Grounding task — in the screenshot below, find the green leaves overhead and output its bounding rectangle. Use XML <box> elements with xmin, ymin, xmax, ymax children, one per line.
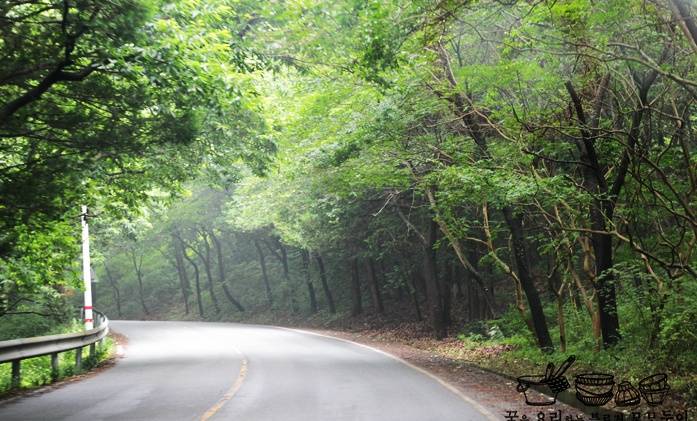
<box><xmin>0</xmin><ymin>0</ymin><xmax>276</xmax><ymax>301</ymax></box>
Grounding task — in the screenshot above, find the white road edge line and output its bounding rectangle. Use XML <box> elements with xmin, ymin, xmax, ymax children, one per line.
<box><xmin>200</xmin><ymin>346</ymin><xmax>248</xmax><ymax>421</ymax></box>
<box><xmin>276</xmin><ymin>326</ymin><xmax>499</xmax><ymax>421</ymax></box>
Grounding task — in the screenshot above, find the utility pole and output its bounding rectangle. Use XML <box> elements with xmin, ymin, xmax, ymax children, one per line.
<box><xmin>81</xmin><ymin>205</ymin><xmax>94</xmax><ymax>330</ymax></box>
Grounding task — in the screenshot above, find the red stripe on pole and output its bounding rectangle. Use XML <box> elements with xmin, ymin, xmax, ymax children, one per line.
<box><xmin>84</xmin><ymin>319</ymin><xmax>93</xmax><ymax>322</ymax></box>
<box><xmin>84</xmin><ymin>306</ymin><xmax>93</xmax><ymax>310</ymax></box>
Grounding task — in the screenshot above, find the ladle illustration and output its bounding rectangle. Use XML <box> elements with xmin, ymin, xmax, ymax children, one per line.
<box><xmin>516</xmin><ymin>355</ymin><xmax>576</xmax><ymax>406</ymax></box>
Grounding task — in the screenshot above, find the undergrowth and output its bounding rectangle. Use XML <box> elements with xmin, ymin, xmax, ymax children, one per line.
<box><xmin>449</xmin><ymin>282</ymin><xmax>697</xmax><ymax>414</ymax></box>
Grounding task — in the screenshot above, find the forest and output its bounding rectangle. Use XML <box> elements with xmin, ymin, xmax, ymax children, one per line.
<box><xmin>1</xmin><ymin>0</ymin><xmax>696</xmax><ymax>412</ymax></box>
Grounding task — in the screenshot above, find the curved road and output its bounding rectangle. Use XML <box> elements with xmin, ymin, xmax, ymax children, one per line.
<box><xmin>0</xmin><ymin>321</ymin><xmax>493</xmax><ymax>421</ymax></box>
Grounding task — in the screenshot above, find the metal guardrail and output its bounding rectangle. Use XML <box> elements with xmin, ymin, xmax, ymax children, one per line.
<box><xmin>0</xmin><ymin>310</ymin><xmax>109</xmax><ymax>388</ymax></box>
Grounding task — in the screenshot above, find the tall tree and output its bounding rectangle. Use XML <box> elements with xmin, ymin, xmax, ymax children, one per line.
<box><xmin>192</xmin><ymin>232</ymin><xmax>220</xmax><ymax>314</ymax></box>
<box><xmin>171</xmin><ymin>233</ymin><xmax>191</xmax><ymax>315</ymax></box>
<box><xmin>350</xmin><ymin>258</ymin><xmax>363</xmax><ymax>317</ymax></box>
<box><xmin>103</xmin><ymin>264</ymin><xmax>122</xmax><ymax>318</ymax></box>
<box><xmin>254</xmin><ymin>239</ymin><xmax>274</xmax><ymax>306</ymax></box>
<box><xmin>128</xmin><ymin>246</ymin><xmax>149</xmax><ymax>317</ymax></box>
<box><xmin>209</xmin><ymin>230</ymin><xmax>245</xmax><ymax>312</ymax></box>
<box><xmin>301</xmin><ymin>250</ymin><xmax>318</xmax><ymax>314</ymax></box>
<box><xmin>314</xmin><ymin>253</ymin><xmax>336</xmax><ymax>314</ymax></box>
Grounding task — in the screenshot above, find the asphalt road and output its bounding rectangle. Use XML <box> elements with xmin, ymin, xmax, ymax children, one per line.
<box><xmin>0</xmin><ymin>321</ymin><xmax>494</xmax><ymax>421</ymax></box>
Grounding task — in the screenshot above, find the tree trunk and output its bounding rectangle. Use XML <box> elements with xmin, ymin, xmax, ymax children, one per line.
<box><xmin>198</xmin><ymin>236</ymin><xmax>220</xmax><ymax>314</ymax></box>
<box><xmin>453</xmin><ymin>264</ymin><xmax>465</xmax><ymax>300</ymax></box>
<box><xmin>283</xmin><ymin>245</ymin><xmax>300</xmax><ymax>312</ymax></box>
<box><xmin>209</xmin><ymin>231</ymin><xmax>245</xmax><ymax>312</ymax></box>
<box><xmin>281</xmin><ymin>246</ymin><xmax>289</xmax><ymax>274</ymax></box>
<box><xmin>422</xmin><ymin>187</ymin><xmax>496</xmax><ymax>317</ymax></box>
<box><xmin>549</xmin><ymin>266</ymin><xmax>567</xmax><ymax>353</ymax></box>
<box><xmin>172</xmin><ymin>233</ymin><xmax>190</xmax><ymax>315</ymax></box>
<box><xmin>412</xmin><ymin>269</ymin><xmax>427</xmax><ymax>298</ymax></box>
<box><xmin>502</xmin><ymin>208</ymin><xmax>554</xmax><ymax>352</ymax></box>
<box><xmin>182</xmin><ymin>249</ymin><xmax>204</xmax><ymax>318</ymax></box>
<box><xmin>366</xmin><ymin>258</ymin><xmax>384</xmax><ymax>314</ymax></box>
<box><xmin>254</xmin><ymin>239</ymin><xmax>273</xmax><ymax>306</ymax></box>
<box><xmin>314</xmin><ymin>253</ymin><xmax>336</xmax><ymax>313</ymax></box>
<box><xmin>592</xmin><ymin>227</ymin><xmax>620</xmax><ymax>346</ymax></box>
<box><xmin>130</xmin><ymin>250</ymin><xmax>150</xmax><ymax>317</ymax></box>
<box><xmin>463</xmin><ymin>244</ymin><xmax>492</xmax><ymax>317</ymax></box>
<box><xmin>350</xmin><ymin>257</ymin><xmax>363</xmax><ymax>316</ymax></box>
<box><xmin>465</xmin><ymin>277</ymin><xmax>474</xmax><ymax>321</ymax></box>
<box><xmin>265</xmin><ymin>239</ymin><xmax>298</xmax><ymax>312</ymax></box>
<box><xmin>408</xmin><ymin>271</ymin><xmax>423</xmax><ymax>321</ymax></box>
<box><xmin>441</xmin><ymin>260</ymin><xmax>454</xmax><ymax>328</ymax></box>
<box><xmin>565</xmin><ymin>79</ymin><xmax>642</xmax><ymax>347</ymax></box>
<box><xmin>221</xmin><ymin>283</ymin><xmax>245</xmax><ymax>312</ymax></box>
<box><xmin>568</xmin><ymin>253</ymin><xmax>603</xmax><ymax>350</ymax></box>
<box><xmin>301</xmin><ymin>250</ymin><xmax>318</xmax><ymax>314</ymax></box>
<box><xmin>103</xmin><ymin>264</ymin><xmax>122</xmax><ymax>318</ymax></box>
<box><xmin>423</xmin><ymin>220</ymin><xmax>446</xmax><ymax>339</ymax></box>
<box><xmin>557</xmin><ymin>293</ymin><xmax>567</xmax><ymax>353</ymax></box>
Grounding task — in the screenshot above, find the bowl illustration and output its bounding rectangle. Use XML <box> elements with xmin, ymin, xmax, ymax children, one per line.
<box><xmin>576</xmin><ymin>385</ymin><xmax>614</xmax><ymax>406</ymax></box>
<box><xmin>575</xmin><ymin>373</ymin><xmax>615</xmax><ymax>407</ymax></box>
<box><xmin>638</xmin><ymin>373</ymin><xmax>670</xmax><ymax>406</ymax></box>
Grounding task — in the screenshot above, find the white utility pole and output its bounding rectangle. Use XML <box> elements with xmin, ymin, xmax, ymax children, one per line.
<box><xmin>80</xmin><ymin>205</ymin><xmax>94</xmax><ymax>330</ymax></box>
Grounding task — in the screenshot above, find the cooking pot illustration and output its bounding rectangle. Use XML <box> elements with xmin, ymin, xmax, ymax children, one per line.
<box><xmin>615</xmin><ymin>381</ymin><xmax>641</xmax><ymax>407</ymax></box>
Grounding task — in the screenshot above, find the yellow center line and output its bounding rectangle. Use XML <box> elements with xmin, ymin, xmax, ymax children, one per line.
<box><xmin>200</xmin><ymin>350</ymin><xmax>248</xmax><ymax>421</ymax></box>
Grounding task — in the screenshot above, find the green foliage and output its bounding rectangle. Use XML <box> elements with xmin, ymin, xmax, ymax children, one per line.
<box><xmin>1</xmin><ymin>0</ymin><xmax>275</xmax><ymax>320</ymax></box>
<box><xmin>0</xmin><ymin>292</ymin><xmax>74</xmax><ymax>341</ymax></box>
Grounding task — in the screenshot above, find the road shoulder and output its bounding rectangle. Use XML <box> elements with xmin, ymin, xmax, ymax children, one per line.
<box><xmin>303</xmin><ymin>327</ymin><xmax>586</xmax><ymax>421</ymax></box>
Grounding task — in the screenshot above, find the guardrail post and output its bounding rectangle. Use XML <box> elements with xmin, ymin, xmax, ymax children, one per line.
<box><xmin>11</xmin><ymin>360</ymin><xmax>20</xmax><ymax>389</ymax></box>
<box><xmin>51</xmin><ymin>352</ymin><xmax>59</xmax><ymax>380</ymax></box>
<box><xmin>89</xmin><ymin>343</ymin><xmax>96</xmax><ymax>359</ymax></box>
<box><xmin>75</xmin><ymin>347</ymin><xmax>82</xmax><ymax>371</ymax></box>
